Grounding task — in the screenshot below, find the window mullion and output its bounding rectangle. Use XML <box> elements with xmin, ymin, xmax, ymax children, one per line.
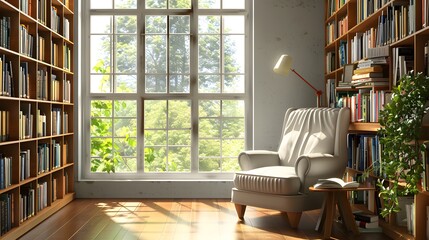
<box><xmin>190</xmin><ymin>0</ymin><xmax>199</xmax><ymax>173</ymax></box>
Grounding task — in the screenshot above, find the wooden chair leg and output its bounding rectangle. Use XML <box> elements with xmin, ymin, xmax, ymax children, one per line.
<box><xmin>234</xmin><ymin>204</ymin><xmax>246</xmax><ymax>220</ymax></box>
<box><xmin>283</xmin><ymin>212</ymin><xmax>302</xmax><ymax>228</ymax></box>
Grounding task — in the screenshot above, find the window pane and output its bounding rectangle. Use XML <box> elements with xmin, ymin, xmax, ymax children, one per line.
<box><xmin>114</xmin><ymin>119</ymin><xmax>137</xmax><ymax>137</ymax></box>
<box><xmin>198</xmin><ymin>35</ymin><xmax>220</xmax><ymax>73</ymax></box>
<box><xmin>170</xmin><ymin>16</ymin><xmax>190</xmax><ymax>34</ymax></box>
<box><xmin>224</xmin><ymin>75</ymin><xmax>244</xmax><ymax>93</ymax></box>
<box><xmin>114</xmin><ymin>100</ymin><xmax>137</xmax><ymax>117</ymax></box>
<box><xmin>91</xmin><ymin>138</ymin><xmax>112</xmax><ymax>157</ymax></box>
<box><xmin>199</xmin><ymin>158</ymin><xmax>221</xmax><ymax>172</ymax></box>
<box><xmin>199</xmin><ymin>100</ymin><xmax>220</xmax><ymax>117</ymax></box>
<box><xmin>224</xmin><ymin>35</ymin><xmax>245</xmax><ymax>73</ymax></box>
<box><xmin>199</xmin><ymin>139</ymin><xmax>221</xmax><ymax>157</ymax></box>
<box><xmin>145</xmin><ymin>130</ymin><xmax>167</xmax><ymax>145</ymax></box>
<box><xmin>90</xmin><ymin>75</ymin><xmax>111</xmax><ymax>93</ymax></box>
<box><xmin>144</xmin><ymin>100</ymin><xmax>167</xmax><ymax>129</ymax></box>
<box><xmin>91</xmin><ymin>100</ymin><xmax>112</xmax><ymax>117</ymax></box>
<box><xmin>223</xmin><ymin>16</ymin><xmax>245</xmax><ymax>34</ymax></box>
<box><xmin>221</xmin><ymin>157</ymin><xmax>240</xmax><ymax>171</ymax></box>
<box><xmin>115</xmin><ymin>75</ymin><xmax>137</xmax><ymax>93</ymax></box>
<box><xmin>145</xmin><ymin>75</ymin><xmax>167</xmax><ymax>93</ymax></box>
<box><xmin>144</xmin><ymin>147</ymin><xmax>167</xmax><ymax>172</ymax></box>
<box><xmin>169</xmin><ymin>0</ymin><xmax>191</xmax><ymax>9</ymax></box>
<box><xmin>115</xmin><ymin>35</ymin><xmax>137</xmax><ymax>73</ymax></box>
<box><xmin>222</xmin><ymin>139</ymin><xmax>244</xmax><ymax>156</ymax></box>
<box><xmin>168</xmin><ymin>147</ymin><xmax>191</xmax><ymax>172</ymax></box>
<box><xmin>198</xmin><ymin>0</ymin><xmax>220</xmax><ymax>9</ymax></box>
<box><xmin>168</xmin><ymin>100</ymin><xmax>191</xmax><ymax>128</ymax></box>
<box><xmin>169</xmin><ymin>75</ymin><xmax>190</xmax><ymax>93</ymax></box>
<box><xmin>198</xmin><ymin>16</ymin><xmax>220</xmax><ymax>34</ymax></box>
<box><xmin>169</xmin><ymin>35</ymin><xmax>189</xmax><ymax>73</ymax></box>
<box><xmin>222</xmin><ymin>118</ymin><xmax>245</xmax><ymax>138</ymax></box>
<box><xmin>115</xmin><ymin>0</ymin><xmax>137</xmax><ymax>9</ymax></box>
<box><xmin>198</xmin><ymin>75</ymin><xmax>220</xmax><ymax>93</ymax></box>
<box><xmin>91</xmin><ymin>118</ymin><xmax>112</xmax><ymax>137</ymax></box>
<box><xmin>145</xmin><ymin>16</ymin><xmax>167</xmax><ymax>33</ymax></box>
<box><xmin>145</xmin><ymin>35</ymin><xmax>167</xmax><ymax>73</ymax></box>
<box><xmin>223</xmin><ymin>0</ymin><xmax>245</xmax><ymax>9</ymax></box>
<box><xmin>91</xmin><ymin>0</ymin><xmax>112</xmax><ymax>9</ymax></box>
<box><xmin>114</xmin><ymin>138</ymin><xmax>137</xmax><ymax>155</ymax></box>
<box><xmin>199</xmin><ymin>119</ymin><xmax>220</xmax><ymax>138</ymax></box>
<box><xmin>91</xmin><ymin>16</ymin><xmax>112</xmax><ymax>34</ymax></box>
<box><xmin>168</xmin><ymin>130</ymin><xmax>191</xmax><ymax>145</ymax></box>
<box><xmin>115</xmin><ymin>16</ymin><xmax>137</xmax><ymax>33</ymax></box>
<box><xmin>115</xmin><ymin>158</ymin><xmax>137</xmax><ymax>173</ymax></box>
<box><xmin>146</xmin><ymin>0</ymin><xmax>167</xmax><ymax>9</ymax></box>
<box><xmin>223</xmin><ymin>100</ymin><xmax>244</xmax><ymax>117</ymax></box>
<box><xmin>91</xmin><ymin>35</ymin><xmax>111</xmax><ymax>74</ymax></box>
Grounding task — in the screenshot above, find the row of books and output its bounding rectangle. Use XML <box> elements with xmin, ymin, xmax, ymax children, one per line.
<box><xmin>392</xmin><ymin>47</ymin><xmax>414</xmax><ymax>86</ymax></box>
<box><xmin>19</xmin><ymin>24</ymin><xmax>34</xmax><ymax>58</ymax></box>
<box><xmin>64</xmin><ymin>18</ymin><xmax>70</xmax><ymax>40</ymax></box>
<box><xmin>422</xmin><ymin>0</ymin><xmax>429</xmax><ymax>28</ymax></box>
<box><xmin>326</xmin><ymin>51</ymin><xmax>336</xmax><ymax>73</ymax></box>
<box><xmin>20</xmin><ymin>186</ymin><xmax>35</xmax><ymax>222</ymax></box>
<box><xmin>326</xmin><ymin>21</ymin><xmax>336</xmax><ymax>44</ymax></box>
<box><xmin>63</xmin><ymin>78</ymin><xmax>71</xmax><ymax>103</ymax></box>
<box><xmin>356</xmin><ymin>0</ymin><xmax>390</xmax><ymax>23</ymax></box>
<box><xmin>38</xmin><ymin>0</ymin><xmax>47</xmax><ymax>25</ymax></box>
<box><xmin>327</xmin><ymin>0</ymin><xmax>349</xmax><ymax>17</ymax></box>
<box><xmin>51</xmin><ymin>75</ymin><xmax>60</xmax><ymax>101</ymax></box>
<box><xmin>37</xmin><ymin>181</ymin><xmax>48</xmax><ymax>211</ymax></box>
<box><xmin>51</xmin><ymin>6</ymin><xmax>60</xmax><ymax>34</ymax></box>
<box><xmin>37</xmin><ymin>68</ymin><xmax>48</xmax><ymax>100</ymax></box>
<box><xmin>36</xmin><ymin>109</ymin><xmax>47</xmax><ymax>137</ymax></box>
<box><xmin>52</xmin><ymin>43</ymin><xmax>59</xmax><ymax>66</ymax></box>
<box><xmin>20</xmin><ymin>149</ymin><xmax>31</xmax><ymax>181</ymax></box>
<box><xmin>37</xmin><ymin>143</ymin><xmax>49</xmax><ymax>174</ymax></box>
<box><xmin>337</xmin><ymin>89</ymin><xmax>390</xmax><ymax>123</ymax></box>
<box><xmin>0</xmin><ymin>193</ymin><xmax>13</xmax><ymax>236</ymax></box>
<box><xmin>19</xmin><ymin>104</ymin><xmax>33</xmax><ymax>140</ymax></box>
<box><xmin>338</xmin><ymin>40</ymin><xmax>347</xmax><ymax>67</ymax></box>
<box><xmin>38</xmin><ymin>36</ymin><xmax>46</xmax><ymax>61</ymax></box>
<box><xmin>0</xmin><ymin>111</ymin><xmax>9</xmax><ymax>142</ymax></box>
<box><xmin>338</xmin><ymin>15</ymin><xmax>348</xmax><ymax>37</ymax></box>
<box><xmin>20</xmin><ymin>0</ymin><xmax>32</xmax><ymax>16</ymax></box>
<box><xmin>0</xmin><ymin>55</ymin><xmax>13</xmax><ymax>97</ymax></box>
<box><xmin>52</xmin><ymin>140</ymin><xmax>61</xmax><ymax>169</ymax></box>
<box><xmin>52</xmin><ymin>107</ymin><xmax>61</xmax><ymax>135</ymax></box>
<box><xmin>19</xmin><ymin>62</ymin><xmax>30</xmax><ymax>98</ymax></box>
<box><xmin>347</xmin><ymin>134</ymin><xmax>381</xmax><ymax>175</ymax></box>
<box><xmin>0</xmin><ymin>16</ymin><xmax>10</xmax><ymax>49</ymax></box>
<box><xmin>64</xmin><ymin>44</ymin><xmax>71</xmax><ymax>70</ymax></box>
<box><xmin>0</xmin><ymin>155</ymin><xmax>12</xmax><ymax>190</ymax></box>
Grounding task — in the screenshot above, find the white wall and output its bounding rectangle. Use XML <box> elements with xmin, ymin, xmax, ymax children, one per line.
<box><xmin>75</xmin><ymin>0</ymin><xmax>325</xmax><ymax>198</ymax></box>
<box><xmin>253</xmin><ymin>0</ymin><xmax>325</xmax><ymax>150</ymax></box>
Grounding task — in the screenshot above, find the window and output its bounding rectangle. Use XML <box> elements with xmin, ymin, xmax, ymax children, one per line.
<box><xmin>82</xmin><ymin>0</ymin><xmax>252</xmax><ymax>179</ymax></box>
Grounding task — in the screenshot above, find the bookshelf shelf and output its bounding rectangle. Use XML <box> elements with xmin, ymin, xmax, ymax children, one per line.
<box><xmin>0</xmin><ymin>0</ymin><xmax>75</xmax><ymax>238</ymax></box>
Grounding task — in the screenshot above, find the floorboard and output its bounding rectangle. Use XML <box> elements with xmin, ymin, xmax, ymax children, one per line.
<box><xmin>19</xmin><ymin>199</ymin><xmax>391</xmax><ymax>240</ymax></box>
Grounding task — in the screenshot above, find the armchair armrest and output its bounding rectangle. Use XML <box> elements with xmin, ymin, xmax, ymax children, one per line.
<box><xmin>238</xmin><ymin>150</ymin><xmax>280</xmax><ymax>170</ymax></box>
<box><xmin>295</xmin><ymin>153</ymin><xmax>347</xmax><ymax>191</ymax></box>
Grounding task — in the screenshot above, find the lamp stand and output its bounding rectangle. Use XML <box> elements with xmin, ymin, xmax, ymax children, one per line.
<box><xmin>290</xmin><ymin>69</ymin><xmax>323</xmax><ymax>107</ymax></box>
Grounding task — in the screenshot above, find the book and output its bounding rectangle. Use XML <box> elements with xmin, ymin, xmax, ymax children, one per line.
<box><xmin>313</xmin><ymin>178</ymin><xmax>359</xmax><ymax>189</ymax></box>
<box><xmin>352</xmin><ymin>72</ymin><xmax>385</xmax><ymax>80</ymax></box>
<box><xmin>353</xmin><ymin>66</ymin><xmax>384</xmax><ymax>74</ymax></box>
<box><xmin>356</xmin><ymin>220</ymin><xmax>379</xmax><ymax>228</ymax></box>
<box><xmin>353</xmin><ymin>211</ymin><xmax>378</xmax><ymax>222</ymax></box>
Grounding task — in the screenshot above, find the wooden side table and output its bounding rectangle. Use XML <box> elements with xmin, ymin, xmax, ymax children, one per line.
<box><xmin>309</xmin><ymin>186</ymin><xmax>375</xmax><ymax>239</ymax></box>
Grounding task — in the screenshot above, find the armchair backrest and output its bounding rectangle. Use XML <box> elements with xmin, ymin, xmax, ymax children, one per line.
<box><xmin>278</xmin><ymin>108</ymin><xmax>350</xmax><ymax>166</ymax></box>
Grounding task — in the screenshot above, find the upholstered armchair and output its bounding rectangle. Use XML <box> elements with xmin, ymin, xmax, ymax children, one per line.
<box><xmin>231</xmin><ymin>107</ymin><xmax>350</xmax><ymax>228</ymax></box>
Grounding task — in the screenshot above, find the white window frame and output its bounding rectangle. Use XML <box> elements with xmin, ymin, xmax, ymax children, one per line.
<box><xmin>79</xmin><ymin>0</ymin><xmax>253</xmax><ymax>180</ymax></box>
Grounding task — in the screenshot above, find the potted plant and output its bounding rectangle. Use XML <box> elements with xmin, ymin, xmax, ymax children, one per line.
<box><xmin>376</xmin><ymin>71</ymin><xmax>429</xmax><ymax>218</ymax></box>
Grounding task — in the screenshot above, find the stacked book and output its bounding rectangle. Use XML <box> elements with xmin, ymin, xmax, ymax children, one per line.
<box><xmin>351</xmin><ymin>57</ymin><xmax>388</xmax><ymax>88</ymax></box>
<box><xmin>353</xmin><ymin>211</ymin><xmax>380</xmax><ymax>230</ymax></box>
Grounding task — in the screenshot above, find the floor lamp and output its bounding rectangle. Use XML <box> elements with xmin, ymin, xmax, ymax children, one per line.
<box><xmin>273</xmin><ymin>54</ymin><xmax>322</xmax><ymax>107</ymax></box>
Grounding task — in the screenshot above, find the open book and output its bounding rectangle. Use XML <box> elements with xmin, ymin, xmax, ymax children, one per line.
<box><xmin>313</xmin><ymin>178</ymin><xmax>359</xmax><ymax>189</ymax></box>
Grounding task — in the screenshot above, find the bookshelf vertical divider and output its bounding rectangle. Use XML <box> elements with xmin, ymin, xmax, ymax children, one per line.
<box><xmin>0</xmin><ymin>0</ymin><xmax>74</xmax><ymax>239</ymax></box>
<box><xmin>325</xmin><ymin>0</ymin><xmax>429</xmax><ymax>239</ymax></box>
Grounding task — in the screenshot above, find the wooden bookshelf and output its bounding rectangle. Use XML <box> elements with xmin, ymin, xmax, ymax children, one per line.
<box><xmin>325</xmin><ymin>0</ymin><xmax>429</xmax><ymax>238</ymax></box>
<box><xmin>0</xmin><ymin>0</ymin><xmax>74</xmax><ymax>238</ymax></box>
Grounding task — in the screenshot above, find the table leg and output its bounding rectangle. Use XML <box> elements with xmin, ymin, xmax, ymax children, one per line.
<box><xmin>315</xmin><ymin>198</ymin><xmax>326</xmax><ymax>232</ymax></box>
<box><xmin>336</xmin><ymin>192</ymin><xmax>359</xmax><ymax>235</ymax></box>
<box><xmin>323</xmin><ymin>192</ymin><xmax>336</xmax><ymax>239</ymax></box>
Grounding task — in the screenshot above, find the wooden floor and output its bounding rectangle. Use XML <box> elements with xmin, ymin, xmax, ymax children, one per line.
<box><xmin>19</xmin><ymin>199</ymin><xmax>391</xmax><ymax>240</ymax></box>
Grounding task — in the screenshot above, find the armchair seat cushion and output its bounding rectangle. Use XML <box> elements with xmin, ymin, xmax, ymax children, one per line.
<box><xmin>233</xmin><ymin>166</ymin><xmax>300</xmax><ymax>195</ymax></box>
